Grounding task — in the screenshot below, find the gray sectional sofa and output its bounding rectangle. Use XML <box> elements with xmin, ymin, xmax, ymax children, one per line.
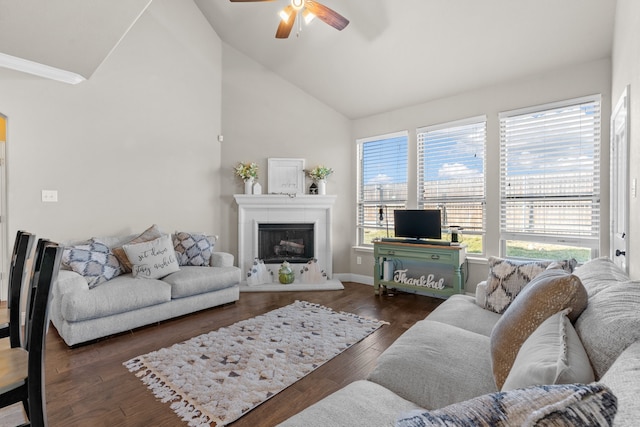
<box><xmin>279</xmin><ymin>257</ymin><xmax>640</xmax><ymax>426</ymax></box>
<box><xmin>50</xmin><ymin>228</ymin><xmax>241</xmax><ymax>346</ymax></box>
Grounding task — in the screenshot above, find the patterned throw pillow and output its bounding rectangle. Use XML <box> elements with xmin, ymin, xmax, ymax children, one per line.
<box><xmin>396</xmin><ymin>383</ymin><xmax>617</xmax><ymax>427</ymax></box>
<box><xmin>62</xmin><ymin>239</ymin><xmax>122</xmax><ymax>288</ymax></box>
<box><xmin>173</xmin><ymin>232</ymin><xmax>217</xmax><ymax>266</ymax></box>
<box><xmin>483</xmin><ymin>257</ymin><xmax>577</xmax><ymax>314</ymax></box>
<box><xmin>112</xmin><ymin>224</ymin><xmax>164</xmax><ymax>273</ymax></box>
<box><xmin>123</xmin><ymin>234</ymin><xmax>180</xmax><ymax>279</ymax></box>
<box><xmin>490</xmin><ymin>269</ymin><xmax>588</xmax><ymax>389</ymax></box>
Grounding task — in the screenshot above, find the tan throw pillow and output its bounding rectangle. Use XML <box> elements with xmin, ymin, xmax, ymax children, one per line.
<box><xmin>112</xmin><ymin>224</ymin><xmax>163</xmax><ymax>273</ymax></box>
<box><xmin>501</xmin><ymin>309</ymin><xmax>594</xmax><ymax>391</ymax></box>
<box><xmin>490</xmin><ymin>269</ymin><xmax>588</xmax><ymax>389</ymax></box>
<box><xmin>483</xmin><ymin>257</ymin><xmax>577</xmax><ymax>314</ymax></box>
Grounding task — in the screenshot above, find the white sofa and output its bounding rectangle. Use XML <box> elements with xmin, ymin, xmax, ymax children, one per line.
<box><xmin>50</xmin><ymin>230</ymin><xmax>241</xmax><ymax>346</ymax></box>
<box><xmin>279</xmin><ymin>257</ymin><xmax>640</xmax><ymax>426</ymax></box>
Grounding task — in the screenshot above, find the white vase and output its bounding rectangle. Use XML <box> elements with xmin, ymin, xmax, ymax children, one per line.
<box><xmin>253</xmin><ymin>181</ymin><xmax>262</xmax><ymax>195</ymax></box>
<box><xmin>244</xmin><ymin>178</ymin><xmax>254</xmax><ymax>194</ymax></box>
<box><xmin>317</xmin><ymin>179</ymin><xmax>326</xmax><ymax>195</ymax></box>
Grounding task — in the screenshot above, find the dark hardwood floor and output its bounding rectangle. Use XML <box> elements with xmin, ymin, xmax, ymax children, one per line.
<box><xmin>8</xmin><ymin>282</ymin><xmax>443</xmax><ymax>427</ymax></box>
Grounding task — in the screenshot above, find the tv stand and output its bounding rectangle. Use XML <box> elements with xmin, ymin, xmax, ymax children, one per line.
<box><xmin>373</xmin><ymin>240</ymin><xmax>466</xmax><ymax>299</ymax></box>
<box><xmin>380</xmin><ymin>238</ymin><xmax>451</xmax><ymax>246</ymax></box>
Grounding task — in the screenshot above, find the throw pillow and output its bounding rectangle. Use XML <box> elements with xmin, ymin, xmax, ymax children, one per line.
<box><xmin>62</xmin><ymin>239</ymin><xmax>122</xmax><ymax>288</ymax></box>
<box><xmin>122</xmin><ymin>234</ymin><xmax>180</xmax><ymax>279</ymax></box>
<box><xmin>173</xmin><ymin>232</ymin><xmax>217</xmax><ymax>266</ymax></box>
<box><xmin>501</xmin><ymin>309</ymin><xmax>594</xmax><ymax>391</ymax></box>
<box><xmin>395</xmin><ymin>383</ymin><xmax>617</xmax><ymax>427</ymax></box>
<box><xmin>112</xmin><ymin>224</ymin><xmax>164</xmax><ymax>273</ymax></box>
<box><xmin>574</xmin><ymin>280</ymin><xmax>640</xmax><ymax>379</ymax></box>
<box><xmin>483</xmin><ymin>257</ymin><xmax>577</xmax><ymax>314</ymax></box>
<box><xmin>490</xmin><ymin>269</ymin><xmax>588</xmax><ymax>389</ymax></box>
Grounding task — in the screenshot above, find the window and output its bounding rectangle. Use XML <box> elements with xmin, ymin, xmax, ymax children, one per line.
<box><xmin>357</xmin><ymin>131</ymin><xmax>408</xmax><ymax>246</ymax></box>
<box><xmin>417</xmin><ymin>117</ymin><xmax>486</xmax><ymax>254</ymax></box>
<box><xmin>499</xmin><ymin>95</ymin><xmax>601</xmax><ymax>262</ymax></box>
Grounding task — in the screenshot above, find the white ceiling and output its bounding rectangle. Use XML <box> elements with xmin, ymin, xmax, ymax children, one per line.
<box><xmin>0</xmin><ymin>0</ymin><xmax>152</xmax><ymax>79</ymax></box>
<box><xmin>0</xmin><ymin>0</ymin><xmax>616</xmax><ymax>119</ymax></box>
<box><xmin>196</xmin><ymin>0</ymin><xmax>616</xmax><ymax>118</ymax></box>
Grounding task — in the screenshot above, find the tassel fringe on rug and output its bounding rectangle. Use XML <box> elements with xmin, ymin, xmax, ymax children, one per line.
<box><xmin>124</xmin><ymin>300</ymin><xmax>388</xmax><ymax>426</ymax></box>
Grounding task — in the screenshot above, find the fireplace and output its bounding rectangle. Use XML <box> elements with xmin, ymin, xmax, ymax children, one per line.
<box><xmin>234</xmin><ymin>194</ymin><xmax>337</xmax><ymax>282</ymax></box>
<box><xmin>258</xmin><ymin>223</ymin><xmax>314</xmax><ymax>264</ymax></box>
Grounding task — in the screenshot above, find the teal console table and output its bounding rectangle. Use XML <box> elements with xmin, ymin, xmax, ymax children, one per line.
<box><xmin>373</xmin><ymin>241</ymin><xmax>466</xmax><ymax>299</ymax></box>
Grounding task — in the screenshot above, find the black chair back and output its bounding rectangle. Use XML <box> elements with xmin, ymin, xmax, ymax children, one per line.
<box><xmin>26</xmin><ymin>244</ymin><xmax>63</xmax><ymax>427</ymax></box>
<box><xmin>24</xmin><ymin>239</ymin><xmax>55</xmax><ymax>350</ymax></box>
<box><xmin>8</xmin><ymin>231</ymin><xmax>36</xmax><ymax>348</ymax></box>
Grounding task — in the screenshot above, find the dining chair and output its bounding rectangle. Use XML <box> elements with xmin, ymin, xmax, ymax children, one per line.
<box><xmin>23</xmin><ymin>239</ymin><xmax>54</xmax><ymax>351</ymax></box>
<box><xmin>2</xmin><ymin>232</ymin><xmax>36</xmax><ymax>348</ymax></box>
<box><xmin>0</xmin><ymin>231</ymin><xmax>27</xmax><ymax>340</ymax></box>
<box><xmin>0</xmin><ymin>244</ymin><xmax>62</xmax><ymax>427</ymax></box>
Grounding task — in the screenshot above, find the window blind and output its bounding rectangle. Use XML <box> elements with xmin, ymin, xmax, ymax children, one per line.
<box><xmin>499</xmin><ymin>96</ymin><xmax>601</xmax><ymax>248</ymax></box>
<box><xmin>417</xmin><ymin>116</ymin><xmax>486</xmax><ymax>238</ymax></box>
<box><xmin>356</xmin><ymin>131</ymin><xmax>408</xmax><ymax>245</ymax></box>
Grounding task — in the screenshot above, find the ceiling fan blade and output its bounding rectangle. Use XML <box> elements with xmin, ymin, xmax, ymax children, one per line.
<box><xmin>305</xmin><ymin>1</ymin><xmax>349</xmax><ymax>31</ymax></box>
<box><xmin>275</xmin><ymin>6</ymin><xmax>296</xmax><ymax>39</ymax></box>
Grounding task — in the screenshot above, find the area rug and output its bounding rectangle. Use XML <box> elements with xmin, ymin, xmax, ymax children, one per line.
<box><xmin>124</xmin><ymin>300</ymin><xmax>388</xmax><ymax>427</ymax></box>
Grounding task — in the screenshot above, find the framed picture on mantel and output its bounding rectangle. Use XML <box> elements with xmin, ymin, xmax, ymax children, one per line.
<box><xmin>268</xmin><ymin>158</ymin><xmax>305</xmax><ymax>194</ymax></box>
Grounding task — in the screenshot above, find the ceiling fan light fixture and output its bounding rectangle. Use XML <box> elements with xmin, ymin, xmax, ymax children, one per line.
<box><xmin>302</xmin><ymin>9</ymin><xmax>315</xmax><ymax>24</ymax></box>
<box><xmin>291</xmin><ymin>0</ymin><xmax>304</xmax><ymax>11</ymax></box>
<box><xmin>278</xmin><ymin>9</ymin><xmax>291</xmax><ymax>23</ymax></box>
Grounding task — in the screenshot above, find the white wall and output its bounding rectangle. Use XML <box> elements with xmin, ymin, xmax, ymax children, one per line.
<box><xmin>0</xmin><ymin>0</ymin><xmax>223</xmax><ymax>249</ymax></box>
<box><xmin>611</xmin><ymin>0</ymin><xmax>640</xmax><ymax>280</ymax></box>
<box><xmin>220</xmin><ymin>43</ymin><xmax>352</xmax><ymax>274</ymax></box>
<box><xmin>351</xmin><ymin>58</ymin><xmax>612</xmax><ymax>291</ymax></box>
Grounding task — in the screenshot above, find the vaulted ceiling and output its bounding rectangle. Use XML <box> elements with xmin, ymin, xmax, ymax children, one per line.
<box><xmin>0</xmin><ymin>0</ymin><xmax>616</xmax><ymax>119</ymax></box>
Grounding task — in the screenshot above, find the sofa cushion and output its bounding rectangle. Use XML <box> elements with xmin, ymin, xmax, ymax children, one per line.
<box><xmin>62</xmin><ymin>239</ymin><xmax>122</xmax><ymax>288</ymax></box>
<box><xmin>368</xmin><ymin>320</ymin><xmax>497</xmax><ymax>410</ymax></box>
<box><xmin>426</xmin><ymin>294</ymin><xmax>501</xmax><ymax>337</ymax></box>
<box><xmin>162</xmin><ymin>266</ymin><xmax>241</xmax><ymax>298</ymax></box>
<box><xmin>395</xmin><ymin>383</ymin><xmax>617</xmax><ymax>427</ymax></box>
<box><xmin>574</xmin><ymin>280</ymin><xmax>640</xmax><ymax>379</ymax></box>
<box><xmin>60</xmin><ymin>274</ymin><xmax>172</xmax><ymax>322</ymax></box>
<box><xmin>490</xmin><ymin>269</ymin><xmax>588</xmax><ymax>389</ymax></box>
<box><xmin>600</xmin><ymin>341</ymin><xmax>640</xmax><ymax>426</ymax></box>
<box><xmin>501</xmin><ymin>309</ymin><xmax>594</xmax><ymax>391</ymax></box>
<box><xmin>112</xmin><ymin>224</ymin><xmax>164</xmax><ymax>273</ymax></box>
<box><xmin>123</xmin><ymin>235</ymin><xmax>180</xmax><ymax>279</ymax></box>
<box><xmin>573</xmin><ymin>256</ymin><xmax>631</xmax><ymax>298</ymax></box>
<box><xmin>173</xmin><ymin>232</ymin><xmax>217</xmax><ymax>267</ymax></box>
<box><xmin>277</xmin><ymin>380</ymin><xmax>424</xmax><ymax>427</ymax></box>
<box><xmin>483</xmin><ymin>256</ymin><xmax>577</xmax><ymax>314</ymax></box>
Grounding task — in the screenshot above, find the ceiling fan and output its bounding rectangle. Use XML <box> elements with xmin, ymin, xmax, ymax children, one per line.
<box><xmin>230</xmin><ymin>0</ymin><xmax>350</xmax><ymax>39</ymax></box>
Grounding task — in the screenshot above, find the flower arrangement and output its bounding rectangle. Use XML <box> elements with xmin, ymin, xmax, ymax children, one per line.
<box><xmin>305</xmin><ymin>165</ymin><xmax>333</xmax><ymax>181</ymax></box>
<box><xmin>234</xmin><ymin>162</ymin><xmax>258</xmax><ymax>181</ymax></box>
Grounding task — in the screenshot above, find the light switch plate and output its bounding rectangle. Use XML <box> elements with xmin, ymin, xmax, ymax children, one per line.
<box><xmin>41</xmin><ymin>190</ymin><xmax>58</xmax><ymax>202</ymax></box>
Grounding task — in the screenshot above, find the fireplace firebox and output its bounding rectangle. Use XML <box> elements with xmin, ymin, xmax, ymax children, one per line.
<box><xmin>258</xmin><ymin>223</ymin><xmax>314</xmax><ymax>264</ymax></box>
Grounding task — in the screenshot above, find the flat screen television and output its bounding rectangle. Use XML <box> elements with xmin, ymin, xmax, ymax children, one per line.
<box><xmin>394</xmin><ymin>209</ymin><xmax>442</xmax><ymax>240</ymax></box>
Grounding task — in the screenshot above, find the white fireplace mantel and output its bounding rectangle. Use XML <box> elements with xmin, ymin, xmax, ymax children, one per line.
<box><xmin>234</xmin><ymin>194</ymin><xmax>337</xmax><ymax>281</ymax></box>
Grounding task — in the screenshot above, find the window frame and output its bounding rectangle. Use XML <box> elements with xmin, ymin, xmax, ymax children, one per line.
<box><xmin>417</xmin><ymin>116</ymin><xmax>487</xmax><ymax>255</ymax></box>
<box><xmin>498</xmin><ymin>95</ymin><xmax>601</xmax><ymax>260</ymax></box>
<box><xmin>356</xmin><ymin>131</ymin><xmax>409</xmax><ymax>247</ymax></box>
